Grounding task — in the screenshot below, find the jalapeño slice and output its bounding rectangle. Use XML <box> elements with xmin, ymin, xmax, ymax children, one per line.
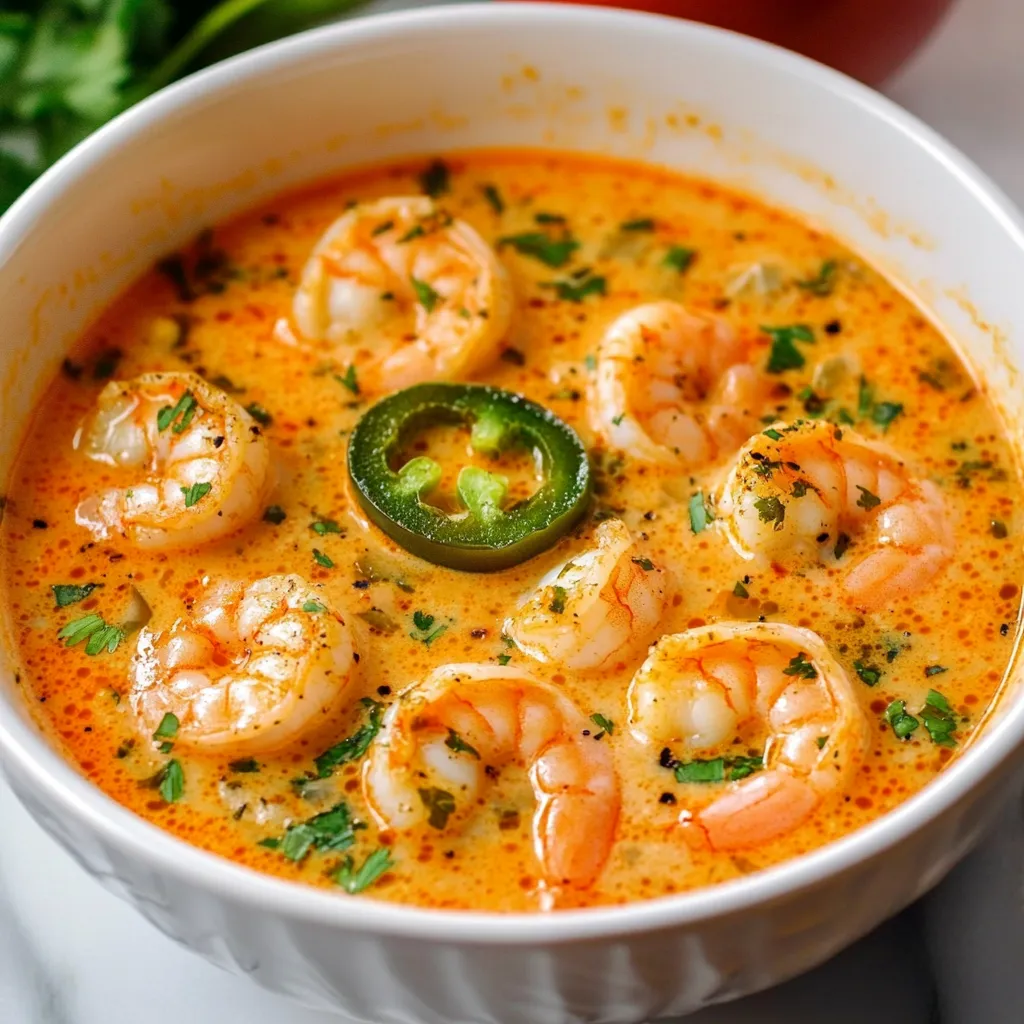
<box><xmin>347</xmin><ymin>383</ymin><xmax>591</xmax><ymax>571</ymax></box>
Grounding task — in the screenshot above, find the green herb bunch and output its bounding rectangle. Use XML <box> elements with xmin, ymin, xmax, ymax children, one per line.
<box><xmin>0</xmin><ymin>0</ymin><xmax>366</xmax><ymax>212</ymax></box>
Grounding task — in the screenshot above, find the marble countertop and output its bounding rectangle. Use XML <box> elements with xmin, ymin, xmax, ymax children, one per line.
<box><xmin>1</xmin><ymin>0</ymin><xmax>1022</xmax><ymax>1020</ymax></box>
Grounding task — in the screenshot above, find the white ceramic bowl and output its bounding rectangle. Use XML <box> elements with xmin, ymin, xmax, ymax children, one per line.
<box><xmin>1</xmin><ymin>5</ymin><xmax>1022</xmax><ymax>1022</ymax></box>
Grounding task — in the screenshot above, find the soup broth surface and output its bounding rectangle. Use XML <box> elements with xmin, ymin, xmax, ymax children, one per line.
<box><xmin>3</xmin><ymin>151</ymin><xmax>1021</xmax><ymax>911</ymax></box>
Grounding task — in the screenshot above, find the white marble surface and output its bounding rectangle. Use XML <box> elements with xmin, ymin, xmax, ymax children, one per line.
<box><xmin>1</xmin><ymin>0</ymin><xmax>1022</xmax><ymax>1021</ymax></box>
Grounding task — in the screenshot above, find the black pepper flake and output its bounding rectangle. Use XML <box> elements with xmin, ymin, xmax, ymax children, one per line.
<box><xmin>377</xmin><ymin>685</ymin><xmax>392</xmax><ymax>696</ymax></box>
<box><xmin>470</xmin><ymin>628</ymin><xmax>488</xmax><ymax>639</ymax></box>
<box><xmin>1000</xmin><ymin>623</ymin><xmax>1010</xmax><ymax>636</ymax></box>
<box><xmin>353</xmin><ymin>579</ymin><xmax>370</xmax><ymax>590</ymax></box>
<box><xmin>824</xmin><ymin>319</ymin><xmax>842</xmax><ymax>335</ymax></box>
<box><xmin>659</xmin><ymin>792</ymin><xmax>677</xmax><ymax>805</ymax></box>
<box><xmin>32</xmin><ymin>519</ymin><xmax>47</xmax><ymax>529</ymax></box>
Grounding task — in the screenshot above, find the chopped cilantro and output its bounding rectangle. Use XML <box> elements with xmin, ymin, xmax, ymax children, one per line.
<box><xmin>763</xmin><ymin>324</ymin><xmax>814</xmax><ymax>374</ymax></box>
<box><xmin>270</xmin><ymin>802</ymin><xmax>363</xmax><ymax>863</ymax></box>
<box><xmin>244</xmin><ymin>402</ymin><xmax>272</xmax><ymax>426</ymax></box>
<box><xmin>663</xmin><ymin>245</ymin><xmax>696</xmax><ymax>273</ymax></box>
<box><xmin>336</xmin><ymin>364</ymin><xmax>360</xmax><ymax>395</ymax></box>
<box><xmin>51</xmin><ymin>583</ymin><xmax>100</xmax><ymax>608</ymax></box>
<box><xmin>733</xmin><ymin>581</ymin><xmax>749</xmax><ymax>599</ymax></box>
<box><xmin>621</xmin><ymin>217</ymin><xmax>655</xmax><ymax>232</ymax></box>
<box><xmin>871</xmin><ymin>401</ymin><xmax>904</xmax><ymax>431</ymax></box>
<box><xmin>312</xmin><ymin>549</ymin><xmax>334</xmax><ymax>569</ymax></box>
<box><xmin>834</xmin><ymin>532</ymin><xmax>852</xmax><ymax>560</ymax></box>
<box><xmin>795</xmin><ymin>259</ymin><xmax>838</xmax><ymax>297</ymax></box>
<box><xmin>157</xmin><ymin>390</ymin><xmax>197</xmax><ymax>433</ymax></box>
<box><xmin>754</xmin><ymin>496</ymin><xmax>786</xmax><ymax>530</ymax></box>
<box><xmin>855</xmin><ymin>485</ymin><xmax>881</xmax><ymax>510</ymax></box>
<box><xmin>481</xmin><ymin>183</ymin><xmax>504</xmax><ymax>214</ymax></box>
<box><xmin>584</xmin><ymin>353</ymin><xmax>597</xmax><ymax>371</ymax></box>
<box><xmin>229</xmin><ymin>758</ymin><xmax>260</xmax><ymax>774</ymax></box>
<box><xmin>783</xmin><ymin>652</ymin><xmax>817</xmax><ymax>679</ymax></box>
<box><xmin>263</xmin><ymin>505</ymin><xmax>286</xmax><ymax>525</ymax></box>
<box><xmin>884</xmin><ymin>700</ymin><xmax>920</xmax><ymax>740</ymax></box>
<box><xmin>632</xmin><ymin>556</ymin><xmax>655</xmax><ymax>571</ymax></box>
<box><xmin>57</xmin><ymin>614</ymin><xmax>123</xmax><ymax>656</ymax></box>
<box><xmin>590</xmin><ymin>713</ymin><xmax>615</xmax><ymax>736</ymax></box>
<box><xmin>411</xmin><ymin>276</ymin><xmax>440</xmax><ymax>312</ymax></box>
<box><xmin>763</xmin><ymin>428</ymin><xmax>783</xmax><ymax>441</ymax></box>
<box><xmin>545</xmin><ymin>273</ymin><xmax>606</xmax><ymax>302</ymax></box>
<box><xmin>672</xmin><ymin>755</ymin><xmax>763</xmax><ymax>784</ymax></box>
<box><xmin>924</xmin><ymin>665</ymin><xmax>948</xmax><ymax>677</ymax></box>
<box><xmin>153</xmin><ymin>713</ymin><xmax>179</xmax><ymax>740</ymax></box>
<box><xmin>549</xmin><ymin>586</ymin><xmax>568</xmax><ymax>614</ymax></box>
<box><xmin>181</xmin><ymin>482</ymin><xmax>212</xmax><ymax>508</ymax></box>
<box><xmin>921</xmin><ymin>690</ymin><xmax>958</xmax><ymax>747</ymax></box>
<box><xmin>499</xmin><ymin>232</ymin><xmax>578</xmax><ymax>268</ymax></box>
<box><xmin>159</xmin><ymin>759</ymin><xmax>184</xmax><ymax>803</ymax></box>
<box><xmin>336</xmin><ymin>847</ymin><xmax>394</xmax><ymax>894</ymax></box>
<box><xmin>311</xmin><ymin>519</ymin><xmax>342</xmax><ymax>536</ymax></box>
<box><xmin>410</xmin><ymin>610</ymin><xmax>448</xmax><ymax>646</ymax></box>
<box><xmin>314</xmin><ymin>699</ymin><xmax>386</xmax><ymax>778</ymax></box>
<box><xmin>418</xmin><ymin>787</ymin><xmax>456</xmax><ymax>829</ymax></box>
<box><xmin>689</xmin><ymin>491</ymin><xmax>714</xmax><ymax>533</ymax></box>
<box><xmin>445</xmin><ymin>729</ymin><xmax>480</xmax><ymax>759</ymax></box>
<box><xmin>302</xmin><ymin>600</ymin><xmax>326</xmax><ymax>614</ymax></box>
<box><xmin>853</xmin><ymin>661</ymin><xmax>882</xmax><ymax>686</ymax></box>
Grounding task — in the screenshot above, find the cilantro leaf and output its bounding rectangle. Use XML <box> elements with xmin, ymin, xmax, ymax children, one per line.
<box><xmin>663</xmin><ymin>245</ymin><xmax>696</xmax><ymax>273</ymax></box>
<box><xmin>590</xmin><ymin>713</ymin><xmax>615</xmax><ymax>736</ymax></box>
<box><xmin>689</xmin><ymin>491</ymin><xmax>714</xmax><ymax>533</ymax></box>
<box><xmin>265</xmin><ymin>802</ymin><xmax>363</xmax><ymax>863</ymax></box>
<box><xmin>795</xmin><ymin>259</ymin><xmax>838</xmax><ymax>297</ymax></box>
<box><xmin>51</xmin><ymin>582</ymin><xmax>100</xmax><ymax>607</ymax></box>
<box><xmin>763</xmin><ymin>324</ymin><xmax>814</xmax><ymax>374</ymax></box>
<box><xmin>314</xmin><ymin>699</ymin><xmax>385</xmax><ymax>778</ymax></box>
<box><xmin>411</xmin><ymin>275</ymin><xmax>440</xmax><ymax>312</ymax></box>
<box><xmin>500</xmin><ymin>229</ymin><xmax>579</xmax><ymax>268</ymax></box>
<box><xmin>336</xmin><ymin>847</ymin><xmax>394</xmax><ymax>894</ymax></box>
<box><xmin>418</xmin><ymin>787</ymin><xmax>456</xmax><ymax>829</ymax></box>
<box><xmin>444</xmin><ymin>729</ymin><xmax>480</xmax><ymax>759</ymax></box>
<box><xmin>57</xmin><ymin>613</ymin><xmax>123</xmax><ymax>655</ymax></box>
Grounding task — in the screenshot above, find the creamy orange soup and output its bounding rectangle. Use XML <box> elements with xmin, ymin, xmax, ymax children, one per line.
<box><xmin>3</xmin><ymin>152</ymin><xmax>1021</xmax><ymax>911</ymax></box>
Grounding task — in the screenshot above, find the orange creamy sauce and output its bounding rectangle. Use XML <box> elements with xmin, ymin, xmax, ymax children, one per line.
<box><xmin>3</xmin><ymin>151</ymin><xmax>1021</xmax><ymax>911</ymax></box>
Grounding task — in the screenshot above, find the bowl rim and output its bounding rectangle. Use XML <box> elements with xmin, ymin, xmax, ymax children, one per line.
<box><xmin>1</xmin><ymin>1</ymin><xmax>1022</xmax><ymax>945</ymax></box>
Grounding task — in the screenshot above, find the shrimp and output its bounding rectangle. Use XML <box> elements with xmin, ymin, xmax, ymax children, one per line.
<box><xmin>628</xmin><ymin>622</ymin><xmax>869</xmax><ymax>850</ymax></box>
<box><xmin>75</xmin><ymin>372</ymin><xmax>270</xmax><ymax>549</ymax></box>
<box><xmin>280</xmin><ymin>196</ymin><xmax>513</xmax><ymax>392</ymax></box>
<box><xmin>130</xmin><ymin>574</ymin><xmax>357</xmax><ymax>754</ymax></box>
<box><xmin>363</xmin><ymin>663</ymin><xmax>620</xmax><ymax>888</ymax></box>
<box><xmin>591</xmin><ymin>301</ymin><xmax>768</xmax><ymax>466</ymax></box>
<box><xmin>717</xmin><ymin>419</ymin><xmax>954</xmax><ymax>611</ymax></box>
<box><xmin>503</xmin><ymin>518</ymin><xmax>669</xmax><ymax>671</ymax></box>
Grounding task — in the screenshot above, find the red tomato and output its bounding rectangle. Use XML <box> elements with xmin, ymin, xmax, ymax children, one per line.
<box><xmin>499</xmin><ymin>0</ymin><xmax>956</xmax><ymax>85</ymax></box>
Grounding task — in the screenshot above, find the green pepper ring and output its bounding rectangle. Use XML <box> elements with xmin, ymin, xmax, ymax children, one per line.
<box><xmin>347</xmin><ymin>382</ymin><xmax>591</xmax><ymax>571</ymax></box>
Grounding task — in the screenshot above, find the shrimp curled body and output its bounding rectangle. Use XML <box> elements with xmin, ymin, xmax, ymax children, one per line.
<box><xmin>131</xmin><ymin>575</ymin><xmax>357</xmax><ymax>754</ymax></box>
<box><xmin>76</xmin><ymin>372</ymin><xmax>270</xmax><ymax>549</ymax></box>
<box><xmin>628</xmin><ymin>622</ymin><xmax>869</xmax><ymax>850</ymax></box>
<box><xmin>282</xmin><ymin>196</ymin><xmax>512</xmax><ymax>392</ymax></box>
<box><xmin>591</xmin><ymin>301</ymin><xmax>767</xmax><ymax>466</ymax></box>
<box><xmin>718</xmin><ymin>419</ymin><xmax>954</xmax><ymax>611</ymax></box>
<box><xmin>503</xmin><ymin>518</ymin><xmax>669</xmax><ymax>671</ymax></box>
<box><xmin>364</xmin><ymin>664</ymin><xmax>621</xmax><ymax>889</ymax></box>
